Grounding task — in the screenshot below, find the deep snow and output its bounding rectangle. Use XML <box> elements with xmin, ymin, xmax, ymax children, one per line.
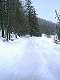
<box><xmin>0</xmin><ymin>35</ymin><xmax>60</xmax><ymax>80</ymax></box>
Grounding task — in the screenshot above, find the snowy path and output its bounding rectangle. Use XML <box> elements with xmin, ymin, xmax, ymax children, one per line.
<box><xmin>0</xmin><ymin>37</ymin><xmax>60</xmax><ymax>80</ymax></box>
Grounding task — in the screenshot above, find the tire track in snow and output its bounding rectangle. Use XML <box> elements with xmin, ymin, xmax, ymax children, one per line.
<box><xmin>14</xmin><ymin>37</ymin><xmax>56</xmax><ymax>80</ymax></box>
<box><xmin>34</xmin><ymin>37</ymin><xmax>60</xmax><ymax>80</ymax></box>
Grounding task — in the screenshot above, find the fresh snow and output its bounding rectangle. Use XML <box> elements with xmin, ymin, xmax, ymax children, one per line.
<box><xmin>0</xmin><ymin>35</ymin><xmax>60</xmax><ymax>80</ymax></box>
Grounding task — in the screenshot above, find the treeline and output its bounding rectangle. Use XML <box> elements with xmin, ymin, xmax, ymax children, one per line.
<box><xmin>0</xmin><ymin>0</ymin><xmax>40</xmax><ymax>41</ymax></box>
<box><xmin>38</xmin><ymin>18</ymin><xmax>56</xmax><ymax>35</ymax></box>
<box><xmin>0</xmin><ymin>0</ymin><xmax>57</xmax><ymax>41</ymax></box>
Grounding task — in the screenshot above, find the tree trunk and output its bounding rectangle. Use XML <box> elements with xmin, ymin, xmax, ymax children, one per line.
<box><xmin>7</xmin><ymin>29</ymin><xmax>8</xmax><ymax>41</ymax></box>
<box><xmin>2</xmin><ymin>27</ymin><xmax>4</xmax><ymax>38</ymax></box>
<box><xmin>1</xmin><ymin>15</ymin><xmax>4</xmax><ymax>37</ymax></box>
<box><xmin>15</xmin><ymin>33</ymin><xmax>17</xmax><ymax>38</ymax></box>
<box><xmin>30</xmin><ymin>31</ymin><xmax>32</xmax><ymax>37</ymax></box>
<box><xmin>9</xmin><ymin>32</ymin><xmax>10</xmax><ymax>40</ymax></box>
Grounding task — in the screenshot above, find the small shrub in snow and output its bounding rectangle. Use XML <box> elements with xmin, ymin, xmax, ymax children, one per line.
<box><xmin>10</xmin><ymin>39</ymin><xmax>14</xmax><ymax>41</ymax></box>
<box><xmin>46</xmin><ymin>35</ymin><xmax>51</xmax><ymax>38</ymax></box>
<box><xmin>3</xmin><ymin>38</ymin><xmax>7</xmax><ymax>42</ymax></box>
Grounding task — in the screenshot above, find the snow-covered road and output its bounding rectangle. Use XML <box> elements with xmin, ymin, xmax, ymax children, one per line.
<box><xmin>0</xmin><ymin>36</ymin><xmax>60</xmax><ymax>80</ymax></box>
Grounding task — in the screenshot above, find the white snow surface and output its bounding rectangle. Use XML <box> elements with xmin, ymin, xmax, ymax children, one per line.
<box><xmin>0</xmin><ymin>35</ymin><xmax>60</xmax><ymax>80</ymax></box>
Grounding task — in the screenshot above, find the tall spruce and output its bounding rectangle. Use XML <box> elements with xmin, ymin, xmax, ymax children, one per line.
<box><xmin>25</xmin><ymin>0</ymin><xmax>39</xmax><ymax>36</ymax></box>
<box><xmin>0</xmin><ymin>0</ymin><xmax>5</xmax><ymax>37</ymax></box>
<box><xmin>6</xmin><ymin>0</ymin><xmax>17</xmax><ymax>40</ymax></box>
<box><xmin>15</xmin><ymin>1</ymin><xmax>26</xmax><ymax>36</ymax></box>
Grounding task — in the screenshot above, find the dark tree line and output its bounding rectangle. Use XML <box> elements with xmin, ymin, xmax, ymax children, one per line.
<box><xmin>0</xmin><ymin>0</ymin><xmax>40</xmax><ymax>41</ymax></box>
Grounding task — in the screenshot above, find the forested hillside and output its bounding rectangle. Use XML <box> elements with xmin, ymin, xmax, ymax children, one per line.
<box><xmin>38</xmin><ymin>18</ymin><xmax>56</xmax><ymax>35</ymax></box>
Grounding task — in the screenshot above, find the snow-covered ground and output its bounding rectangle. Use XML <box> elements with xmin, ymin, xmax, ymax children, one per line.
<box><xmin>0</xmin><ymin>35</ymin><xmax>60</xmax><ymax>80</ymax></box>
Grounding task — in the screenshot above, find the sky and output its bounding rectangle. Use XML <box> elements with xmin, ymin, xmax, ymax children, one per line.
<box><xmin>31</xmin><ymin>0</ymin><xmax>60</xmax><ymax>23</ymax></box>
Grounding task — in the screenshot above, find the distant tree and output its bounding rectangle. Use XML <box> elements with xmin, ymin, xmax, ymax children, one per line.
<box><xmin>25</xmin><ymin>0</ymin><xmax>40</xmax><ymax>36</ymax></box>
<box><xmin>30</xmin><ymin>7</ymin><xmax>40</xmax><ymax>36</ymax></box>
<box><xmin>15</xmin><ymin>1</ymin><xmax>26</xmax><ymax>37</ymax></box>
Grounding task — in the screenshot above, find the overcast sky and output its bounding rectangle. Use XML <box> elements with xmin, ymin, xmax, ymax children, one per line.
<box><xmin>31</xmin><ymin>0</ymin><xmax>60</xmax><ymax>23</ymax></box>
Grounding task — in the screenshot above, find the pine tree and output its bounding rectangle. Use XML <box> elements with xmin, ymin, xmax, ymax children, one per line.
<box><xmin>25</xmin><ymin>0</ymin><xmax>39</xmax><ymax>36</ymax></box>
<box><xmin>0</xmin><ymin>0</ymin><xmax>5</xmax><ymax>37</ymax></box>
<box><xmin>30</xmin><ymin>7</ymin><xmax>40</xmax><ymax>36</ymax></box>
<box><xmin>6</xmin><ymin>0</ymin><xmax>18</xmax><ymax>40</ymax></box>
<box><xmin>15</xmin><ymin>1</ymin><xmax>26</xmax><ymax>36</ymax></box>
